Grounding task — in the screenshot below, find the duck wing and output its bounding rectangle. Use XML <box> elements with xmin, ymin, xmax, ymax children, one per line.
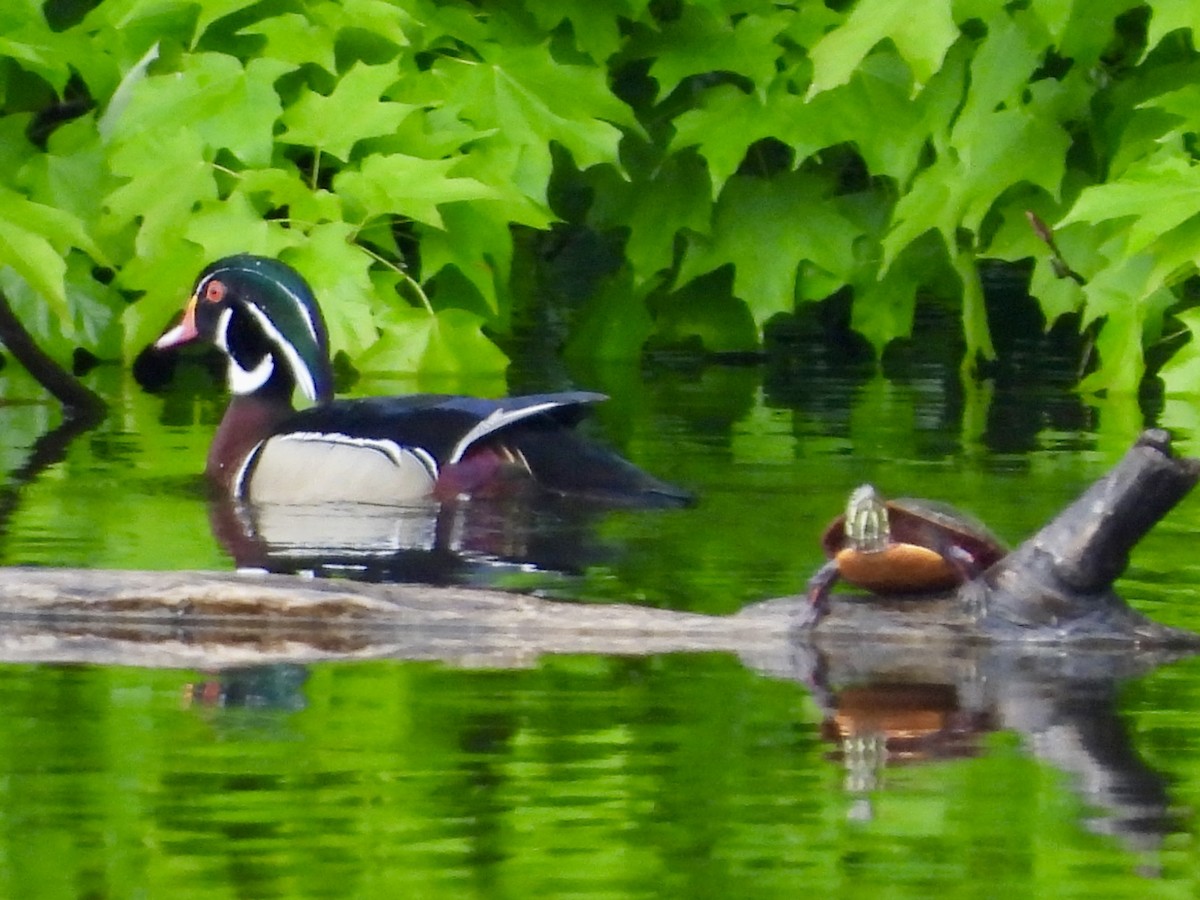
<box><xmin>263</xmin><ymin>391</ymin><xmax>691</xmax><ymax>507</ymax></box>
<box><xmin>277</xmin><ymin>391</ymin><xmax>608</xmax><ymax>465</ymax></box>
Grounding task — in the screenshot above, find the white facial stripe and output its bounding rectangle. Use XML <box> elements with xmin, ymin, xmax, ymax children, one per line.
<box><xmin>204</xmin><ymin>260</ymin><xmax>324</xmax><ymax>370</ymax></box>
<box><xmin>448</xmin><ymin>401</ymin><xmax>562</xmax><ymax>464</ymax></box>
<box><xmin>269</xmin><ymin>274</ymin><xmax>322</xmax><ymax>346</ymax></box>
<box><xmin>212</xmin><ymin>306</ymin><xmax>274</xmax><ymax>395</ymax></box>
<box><xmin>214</xmin><ymin>307</ymin><xmax>233</xmax><ymax>353</ymax></box>
<box><xmin>204</xmin><ymin>264</ymin><xmax>323</xmax><ymax>347</ymax></box>
<box><xmin>155</xmin><ymin>321</ymin><xmax>190</xmax><ymax>350</ymax></box>
<box><xmin>240</xmin><ymin>302</ymin><xmax>320</xmax><ymax>402</ymax></box>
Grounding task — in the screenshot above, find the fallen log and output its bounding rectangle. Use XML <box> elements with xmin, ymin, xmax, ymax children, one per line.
<box><xmin>0</xmin><ymin>567</ymin><xmax>762</xmax><ymax>669</ymax></box>
<box><xmin>0</xmin><ymin>429</ymin><xmax>1192</xmax><ymax>672</ymax></box>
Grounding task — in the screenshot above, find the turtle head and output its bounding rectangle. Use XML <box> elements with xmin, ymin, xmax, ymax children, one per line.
<box><xmin>844</xmin><ymin>483</ymin><xmax>889</xmax><ymax>553</ymax></box>
<box><xmin>155</xmin><ymin>254</ymin><xmax>334</xmax><ymax>404</ymax></box>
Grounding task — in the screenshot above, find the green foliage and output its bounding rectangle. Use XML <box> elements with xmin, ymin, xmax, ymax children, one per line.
<box><xmin>4</xmin><ymin>0</ymin><xmax>1200</xmax><ymax>390</ymax></box>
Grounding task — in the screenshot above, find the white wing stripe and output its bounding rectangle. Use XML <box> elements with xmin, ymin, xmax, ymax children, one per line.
<box><xmin>448</xmin><ymin>401</ymin><xmax>562</xmax><ymax>464</ymax></box>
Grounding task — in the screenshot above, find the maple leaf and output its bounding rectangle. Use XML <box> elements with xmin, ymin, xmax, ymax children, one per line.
<box><xmin>277</xmin><ymin>224</ymin><xmax>381</xmax><ymax>359</ymax></box>
<box><xmin>183</xmin><ymin>193</ymin><xmax>302</xmax><ymax>264</ymax></box>
<box><xmin>1145</xmin><ymin>0</ymin><xmax>1200</xmax><ymax>55</ymax></box>
<box><xmin>587</xmin><ymin>152</ymin><xmax>712</xmax><ymax>283</ymax></box>
<box><xmin>564</xmin><ymin>269</ymin><xmax>657</xmax><ymax>360</ymax></box>
<box><xmin>1159</xmin><ymin>310</ymin><xmax>1200</xmax><ymax>395</ymax></box>
<box><xmin>334</xmin><ymin>154</ymin><xmax>502</xmax><ymax>230</ymax></box>
<box><xmin>808</xmin><ymin>0</ymin><xmax>958</xmax><ymax>97</ymax></box>
<box><xmin>16</xmin><ymin>118</ymin><xmax>114</xmax><ymax>231</ymax></box>
<box><xmin>677</xmin><ymin>172</ymin><xmax>858</xmax><ymax>328</ymax></box>
<box><xmin>357</xmin><ymin>305</ymin><xmax>508</xmax><ymax>374</ymax></box>
<box><xmin>419</xmin><ymin>203</ymin><xmax>514</xmax><ymax>317</ymax></box>
<box><xmin>647</xmin><ymin>7</ymin><xmax>790</xmax><ymax>97</ymax></box>
<box><xmin>105</xmin><ymin>53</ymin><xmax>292</xmax><ymax>167</ymax></box>
<box><xmin>334</xmin><ymin>0</ymin><xmax>415</xmax><ymax>50</ymax></box>
<box><xmin>649</xmin><ymin>273</ymin><xmax>759</xmax><ymax>355</ymax></box>
<box><xmin>432</xmin><ymin>42</ymin><xmax>638</xmax><ymax>203</ymax></box>
<box><xmin>522</xmin><ymin>0</ymin><xmax>634</xmax><ymax>63</ymax></box>
<box><xmin>0</xmin><ymin>1</ymin><xmax>82</xmax><ymax>91</ymax></box>
<box><xmin>103</xmin><ymin>129</ymin><xmax>218</xmax><ymax>259</ymax></box>
<box><xmin>884</xmin><ymin>102</ymin><xmax>1069</xmax><ymax>268</ymax></box>
<box><xmin>671</xmin><ymin>85</ymin><xmax>800</xmax><ymax>196</ymax></box>
<box><xmin>280</xmin><ymin>63</ymin><xmax>419</xmax><ymax>162</ymax></box>
<box><xmin>234</xmin><ymin>167</ymin><xmax>345</xmax><ymax>225</ymax></box>
<box><xmin>1060</xmin><ymin>156</ymin><xmax>1200</xmax><ymax>255</ymax></box>
<box><xmin>850</xmin><ymin>260</ymin><xmax>922</xmax><ymax>358</ymax></box>
<box><xmin>191</xmin><ymin>0</ymin><xmax>259</xmax><ymax>46</ymax></box>
<box><xmin>239</xmin><ymin>12</ymin><xmax>338</xmax><ymax>73</ymax></box>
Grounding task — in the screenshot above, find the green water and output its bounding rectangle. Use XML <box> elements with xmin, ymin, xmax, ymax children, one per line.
<box><xmin>1</xmin><ymin>342</ymin><xmax>1200</xmax><ymax>897</ymax></box>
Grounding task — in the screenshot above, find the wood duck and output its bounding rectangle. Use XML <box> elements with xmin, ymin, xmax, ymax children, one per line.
<box><xmin>154</xmin><ymin>254</ymin><xmax>692</xmax><ymax>507</ymax></box>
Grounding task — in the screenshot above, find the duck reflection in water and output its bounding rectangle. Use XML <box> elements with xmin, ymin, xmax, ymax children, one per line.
<box><xmin>184</xmin><ymin>664</ymin><xmax>309</xmax><ymax>713</ymax></box>
<box><xmin>208</xmin><ymin>480</ymin><xmax>622</xmax><ymax>583</ymax></box>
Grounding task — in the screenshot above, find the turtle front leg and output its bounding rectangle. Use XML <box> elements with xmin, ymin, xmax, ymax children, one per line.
<box><xmin>796</xmin><ymin>560</ymin><xmax>840</xmax><ymax>629</ymax></box>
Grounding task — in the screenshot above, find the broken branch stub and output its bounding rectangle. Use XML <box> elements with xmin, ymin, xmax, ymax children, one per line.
<box><xmin>975</xmin><ymin>429</ymin><xmax>1200</xmax><ymax>639</ymax></box>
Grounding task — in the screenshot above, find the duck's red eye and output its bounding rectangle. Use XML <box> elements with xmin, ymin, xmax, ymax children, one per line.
<box><xmin>204</xmin><ymin>280</ymin><xmax>226</xmax><ymax>303</ymax></box>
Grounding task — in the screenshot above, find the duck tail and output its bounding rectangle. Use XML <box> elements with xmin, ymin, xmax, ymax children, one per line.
<box><xmin>511</xmin><ymin>429</ymin><xmax>693</xmax><ymax>508</ymax></box>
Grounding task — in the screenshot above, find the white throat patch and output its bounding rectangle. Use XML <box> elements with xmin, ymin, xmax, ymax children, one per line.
<box><xmin>216</xmin><ymin>307</ymin><xmax>275</xmax><ymax>395</ymax></box>
<box><xmin>228</xmin><ymin>355</ymin><xmax>275</xmax><ymax>395</ymax></box>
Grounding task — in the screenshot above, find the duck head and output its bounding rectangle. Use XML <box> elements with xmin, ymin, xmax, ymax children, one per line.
<box><xmin>156</xmin><ymin>255</ymin><xmax>334</xmax><ymax>404</ymax></box>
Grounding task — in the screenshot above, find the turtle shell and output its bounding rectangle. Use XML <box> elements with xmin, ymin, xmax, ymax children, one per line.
<box><xmin>820</xmin><ymin>496</ymin><xmax>1006</xmax><ymax>594</ymax></box>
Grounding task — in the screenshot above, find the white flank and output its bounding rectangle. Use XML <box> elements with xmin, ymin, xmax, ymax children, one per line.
<box><xmin>238</xmin><ymin>432</ymin><xmax>441</xmax><ymax>504</ymax></box>
<box><xmin>232</xmin><ymin>440</ymin><xmax>267</xmax><ymax>498</ymax></box>
<box><xmin>448</xmin><ymin>401</ymin><xmax>562</xmax><ymax>464</ymax></box>
<box><xmin>273</xmin><ymin>431</ymin><xmax>440</xmax><ymax>470</ymax></box>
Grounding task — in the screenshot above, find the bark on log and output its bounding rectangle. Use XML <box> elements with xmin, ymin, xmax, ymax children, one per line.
<box><xmin>0</xmin><ymin>567</ymin><xmax>765</xmax><ymax>669</ymax></box>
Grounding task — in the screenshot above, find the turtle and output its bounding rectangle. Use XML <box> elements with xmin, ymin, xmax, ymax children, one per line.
<box><xmin>805</xmin><ymin>484</ymin><xmax>1006</xmax><ymax>617</ymax></box>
